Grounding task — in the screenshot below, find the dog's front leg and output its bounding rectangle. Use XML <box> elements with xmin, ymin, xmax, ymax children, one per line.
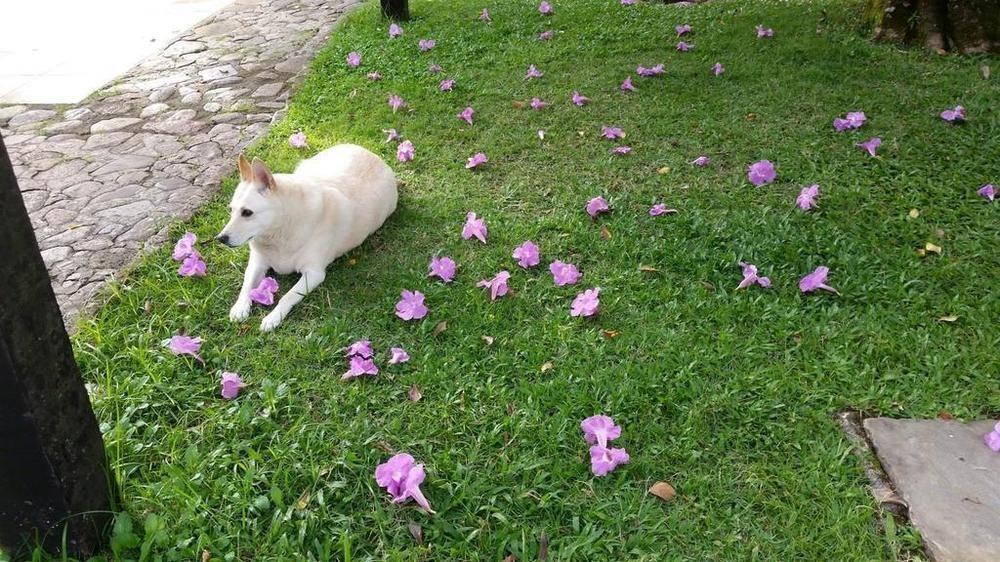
<box><xmin>230</xmin><ymin>251</ymin><xmax>268</xmax><ymax>322</ymax></box>
<box><xmin>260</xmin><ymin>268</ymin><xmax>326</xmax><ymax>332</ymax></box>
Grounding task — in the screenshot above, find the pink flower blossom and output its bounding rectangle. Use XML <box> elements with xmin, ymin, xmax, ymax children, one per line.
<box><xmin>621</xmin><ymin>0</ymin><xmax>636</xmax><ymax>4</ymax></box>
<box><xmin>172</xmin><ymin>232</ymin><xmax>197</xmax><ymax>261</ymax></box>
<box><xmin>220</xmin><ymin>372</ymin><xmax>245</xmax><ymax>400</ymax></box>
<box><xmin>439</xmin><ymin>78</ymin><xmax>455</xmax><ymax>91</ymax></box>
<box><xmin>621</xmin><ymin>76</ymin><xmax>636</xmax><ymax>91</ymax></box>
<box><xmin>346</xmin><ymin>340</ymin><xmax>374</xmax><ymax>358</ymax></box>
<box><xmin>342</xmin><ymin>355</ymin><xmax>378</xmax><ymax>380</ymax></box>
<box><xmin>834</xmin><ymin>111</ymin><xmax>866</xmax><ymax>131</ymax></box>
<box><xmin>978</xmin><ymin>183</ymin><xmax>996</xmax><ymax>202</ymax></box>
<box><xmin>984</xmin><ymin>422</ymin><xmax>1000</xmax><ymax>452</ymax></box>
<box><xmin>940</xmin><ymin>105</ymin><xmax>965</xmax><ymax>123</ymax></box>
<box><xmin>572</xmin><ymin>91</ymin><xmax>590</xmax><ymax>106</ymax></box>
<box><xmin>636</xmin><ymin>64</ymin><xmax>665</xmax><ymax>77</ymax></box>
<box><xmin>178</xmin><ymin>252</ymin><xmax>206</xmax><ymax>277</ymax></box>
<box><xmin>466</xmin><ymin>152</ymin><xmax>488</xmax><ymax>169</ymax></box>
<box><xmin>691</xmin><ymin>155</ymin><xmax>710</xmax><ymax>167</ymax></box>
<box><xmin>586</xmin><ymin>196</ymin><xmax>610</xmax><ymax>218</ymax></box>
<box><xmin>571</xmin><ymin>287</ymin><xmax>601</xmax><ymax>317</ymax></box>
<box><xmin>649</xmin><ymin>203</ymin><xmax>677</xmax><ymax>216</ymax></box>
<box><xmin>737</xmin><ymin>262</ymin><xmax>771</xmax><ymax>290</ymax></box>
<box><xmin>458</xmin><ymin>106</ymin><xmax>475</xmax><ymax>125</ymax></box>
<box><xmin>388</xmin><ymin>94</ymin><xmax>406</xmax><ymax>113</ymax></box>
<box><xmin>289</xmin><ymin>131</ymin><xmax>307</xmax><ymax>148</ymax></box>
<box><xmin>249</xmin><ymin>276</ymin><xmax>279</xmax><ymax>306</ymax></box>
<box><xmin>526</xmin><ymin>65</ymin><xmax>544</xmax><ymax>79</ymax></box>
<box><xmin>676</xmin><ymin>41</ymin><xmax>693</xmax><ymax>51</ymax></box>
<box><xmin>375</xmin><ymin>453</ymin><xmax>435</xmax><ymax>513</ymax></box>
<box><xmin>799</xmin><ymin>266</ymin><xmax>839</xmax><ymax>295</ymax></box>
<box><xmin>611</xmin><ymin>146</ymin><xmax>631</xmax><ymax>155</ymax></box>
<box><xmin>747</xmin><ymin>160</ymin><xmax>777</xmax><ymax>186</ymax></box>
<box><xmin>480</xmin><ymin>8</ymin><xmax>491</xmax><ymax>22</ymax></box>
<box><xmin>396</xmin><ymin>140</ymin><xmax>415</xmax><ymax>163</ymax></box>
<box><xmin>395</xmin><ymin>290</ymin><xmax>428</xmax><ymax>320</ymax></box>
<box><xmin>384</xmin><ymin>128</ymin><xmax>401</xmax><ymax>143</ymax></box>
<box><xmin>166</xmin><ymin>334</ymin><xmax>203</xmax><ymax>363</ymax></box>
<box><xmin>796</xmin><ymin>184</ymin><xmax>820</xmax><ymax>210</ymax></box>
<box><xmin>389</xmin><ymin>347</ymin><xmax>410</xmax><ymax>364</ymax></box>
<box><xmin>538</xmin><ymin>1</ymin><xmax>553</xmax><ymax>15</ymax></box>
<box><xmin>756</xmin><ymin>25</ymin><xmax>774</xmax><ymax>38</ymax></box>
<box><xmin>676</xmin><ymin>24</ymin><xmax>692</xmax><ymax>36</ymax></box>
<box><xmin>346</xmin><ymin>52</ymin><xmax>362</xmax><ymax>68</ymax></box>
<box><xmin>418</xmin><ymin>39</ymin><xmax>436</xmax><ymax>51</ymax></box>
<box><xmin>539</xmin><ymin>30</ymin><xmax>555</xmax><ymax>41</ymax></box>
<box><xmin>712</xmin><ymin>62</ymin><xmax>724</xmax><ymax>76</ymax></box>
<box><xmin>857</xmin><ymin>137</ymin><xmax>881</xmax><ymax>157</ymax></box>
<box><xmin>581</xmin><ymin>415</ymin><xmax>622</xmax><ymax>447</ymax></box>
<box><xmin>530</xmin><ymin>97</ymin><xmax>549</xmax><ymax>110</ymax></box>
<box><xmin>513</xmin><ymin>241</ymin><xmax>540</xmax><ymax>268</ymax></box>
<box><xmin>589</xmin><ymin>445</ymin><xmax>629</xmax><ymax>476</ymax></box>
<box><xmin>462</xmin><ymin>212</ymin><xmax>488</xmax><ymax>243</ymax></box>
<box><xmin>389</xmin><ymin>23</ymin><xmax>403</xmax><ymax>38</ymax></box>
<box><xmin>550</xmin><ymin>260</ymin><xmax>581</xmax><ymax>286</ymax></box>
<box><xmin>477</xmin><ymin>270</ymin><xmax>511</xmax><ymax>300</ymax></box>
<box><xmin>428</xmin><ymin>256</ymin><xmax>457</xmax><ymax>282</ymax></box>
<box><xmin>601</xmin><ymin>126</ymin><xmax>624</xmax><ymax>140</ymax></box>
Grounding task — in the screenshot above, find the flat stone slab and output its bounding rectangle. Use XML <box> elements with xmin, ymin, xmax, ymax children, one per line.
<box><xmin>865</xmin><ymin>418</ymin><xmax>1000</xmax><ymax>562</ymax></box>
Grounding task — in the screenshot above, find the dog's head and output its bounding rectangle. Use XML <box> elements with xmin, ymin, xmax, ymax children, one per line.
<box><xmin>217</xmin><ymin>154</ymin><xmax>278</xmax><ymax>247</ymax></box>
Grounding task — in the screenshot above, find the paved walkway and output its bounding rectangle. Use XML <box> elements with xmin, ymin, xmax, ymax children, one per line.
<box><xmin>0</xmin><ymin>0</ymin><xmax>360</xmax><ymax>323</ymax></box>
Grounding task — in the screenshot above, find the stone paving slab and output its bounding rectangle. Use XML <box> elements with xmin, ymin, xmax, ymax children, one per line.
<box><xmin>864</xmin><ymin>418</ymin><xmax>1000</xmax><ymax>562</ymax></box>
<box><xmin>0</xmin><ymin>0</ymin><xmax>361</xmax><ymax>323</ymax></box>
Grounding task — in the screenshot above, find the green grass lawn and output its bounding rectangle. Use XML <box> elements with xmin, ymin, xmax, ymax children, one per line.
<box><xmin>58</xmin><ymin>0</ymin><xmax>1000</xmax><ymax>559</ymax></box>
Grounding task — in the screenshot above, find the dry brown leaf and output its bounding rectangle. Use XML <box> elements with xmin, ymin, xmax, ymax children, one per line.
<box><xmin>602</xmin><ymin>330</ymin><xmax>621</xmax><ymax>340</ymax></box>
<box><xmin>577</xmin><ymin>130</ymin><xmax>586</xmax><ymax>137</ymax></box>
<box><xmin>656</xmin><ymin>166</ymin><xmax>671</xmax><ymax>175</ymax></box>
<box><xmin>938</xmin><ymin>411</ymin><xmax>954</xmax><ymax>420</ymax></box>
<box><xmin>981</xmin><ymin>64</ymin><xmax>991</xmax><ymax>79</ymax></box>
<box><xmin>925</xmin><ymin>242</ymin><xmax>942</xmax><ymax>255</ymax></box>
<box><xmin>482</xmin><ymin>335</ymin><xmax>495</xmax><ymax>346</ymax></box>
<box><xmin>201</xmin><ymin>550</ymin><xmax>211</xmax><ymax>562</ymax></box>
<box><xmin>639</xmin><ymin>265</ymin><xmax>659</xmax><ymax>273</ymax></box>
<box><xmin>295</xmin><ymin>489</ymin><xmax>311</xmax><ymax>510</ymax></box>
<box><xmin>408</xmin><ymin>384</ymin><xmax>423</xmax><ymax>402</ymax></box>
<box><xmin>908</xmin><ymin>208</ymin><xmax>919</xmax><ymax>219</ymax></box>
<box><xmin>745</xmin><ymin>112</ymin><xmax>757</xmax><ymax>120</ymax></box>
<box><xmin>504</xmin><ymin>556</ymin><xmax>516</xmax><ymax>562</ymax></box>
<box><xmin>600</xmin><ymin>226</ymin><xmax>612</xmax><ymax>240</ymax></box>
<box><xmin>507</xmin><ymin>402</ymin><xmax>516</xmax><ymax>415</ymax></box>
<box><xmin>916</xmin><ymin>248</ymin><xmax>927</xmax><ymax>257</ymax></box>
<box><xmin>348</xmin><ymin>258</ymin><xmax>357</xmax><ymax>266</ymax></box>
<box><xmin>648</xmin><ymin>481</ymin><xmax>677</xmax><ymax>502</ymax></box>
<box><xmin>700</xmin><ymin>281</ymin><xmax>716</xmax><ymax>292</ymax></box>
<box><xmin>937</xmin><ymin>315</ymin><xmax>958</xmax><ymax>323</ymax></box>
<box><xmin>539</xmin><ymin>532</ymin><xmax>549</xmax><ymax>560</ymax></box>
<box><xmin>142</xmin><ymin>300</ymin><xmax>152</xmax><ymax>314</ymax></box>
<box><xmin>433</xmin><ymin>321</ymin><xmax>447</xmax><ymax>336</ymax></box>
<box><xmin>540</xmin><ymin>361</ymin><xmax>554</xmax><ymax>373</ymax></box>
<box><xmin>512</xmin><ymin>100</ymin><xmax>526</xmax><ymax>109</ymax></box>
<box><xmin>408</xmin><ymin>522</ymin><xmax>423</xmax><ymax>544</ymax></box>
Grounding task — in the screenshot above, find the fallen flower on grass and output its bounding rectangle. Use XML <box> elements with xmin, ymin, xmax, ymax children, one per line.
<box><xmin>439</xmin><ymin>79</ymin><xmax>454</xmax><ymax>91</ymax></box>
<box><xmin>346</xmin><ymin>52</ymin><xmax>362</xmax><ymax>68</ymax></box>
<box><xmin>601</xmin><ymin>126</ymin><xmax>624</xmax><ymax>139</ymax></box>
<box><xmin>586</xmin><ymin>196</ymin><xmax>610</xmax><ymax>218</ymax></box>
<box><xmin>538</xmin><ymin>129</ymin><xmax>545</xmax><ymax>140</ymax></box>
<box><xmin>940</xmin><ymin>105</ymin><xmax>966</xmax><ymax>123</ymax></box>
<box><xmin>526</xmin><ymin>65</ymin><xmax>544</xmax><ymax>79</ymax></box>
<box><xmin>756</xmin><ymin>24</ymin><xmax>774</xmax><ymax>38</ymax></box>
<box><xmin>289</xmin><ymin>131</ymin><xmax>307</xmax><ymax>148</ymax></box>
<box><xmin>346</xmin><ymin>340</ymin><xmax>374</xmax><ymax>359</ymax></box>
<box><xmin>167</xmin><ymin>334</ymin><xmax>203</xmax><ymax>363</ymax></box>
<box><xmin>388</xmin><ymin>94</ymin><xmax>406</xmax><ymax>112</ymax></box>
<box><xmin>649</xmin><ymin>203</ymin><xmax>677</xmax><ymax>216</ymax></box>
<box><xmin>611</xmin><ymin>146</ymin><xmax>631</xmax><ymax>155</ymax></box>
<box><xmin>539</xmin><ymin>30</ymin><xmax>554</xmax><ymax>41</ymax></box>
<box><xmin>637</xmin><ymin>64</ymin><xmax>665</xmax><ymax>77</ymax></box>
<box><xmin>249</xmin><ymin>276</ymin><xmax>279</xmax><ymax>306</ymax></box>
<box><xmin>737</xmin><ymin>262</ymin><xmax>771</xmax><ymax>289</ymax></box>
<box><xmin>173</xmin><ymin>232</ymin><xmax>197</xmax><ymax>261</ymax></box>
<box><xmin>396</xmin><ymin>140</ymin><xmax>415</xmax><ymax>163</ymax></box>
<box><xmin>676</xmin><ymin>24</ymin><xmax>692</xmax><ymax>36</ymax></box>
<box><xmin>581</xmin><ymin>415</ymin><xmax>622</xmax><ymax>447</ymax></box>
<box><xmin>571</xmin><ymin>91</ymin><xmax>589</xmax><ymax>106</ymax></box>
<box><xmin>513</xmin><ymin>241</ymin><xmax>540</xmax><ymax>268</ymax></box>
<box><xmin>395</xmin><ymin>290</ymin><xmax>428</xmax><ymax>320</ymax></box>
<box><xmin>478</xmin><ymin>270</ymin><xmax>511</xmax><ymax>300</ymax></box>
<box><xmin>458</xmin><ymin>106</ymin><xmax>475</xmax><ymax>125</ymax></box>
<box><xmin>621</xmin><ymin>0</ymin><xmax>636</xmax><ymax>4</ymax></box>
<box><xmin>418</xmin><ymin>39</ymin><xmax>436</xmax><ymax>51</ymax></box>
<box><xmin>984</xmin><ymin>422</ymin><xmax>1000</xmax><ymax>452</ymax></box>
<box><xmin>796</xmin><ymin>184</ymin><xmax>820</xmax><ymax>210</ymax></box>
<box><xmin>857</xmin><ymin>137</ymin><xmax>881</xmax><ymax>157</ymax></box>
<box><xmin>462</xmin><ymin>212</ymin><xmax>488</xmax><ymax>243</ymax></box>
<box><xmin>179</xmin><ymin>252</ymin><xmax>206</xmax><ymax>277</ymax></box>
<box><xmin>428</xmin><ymin>63</ymin><xmax>442</xmax><ymax>73</ymax></box>
<box><xmin>712</xmin><ymin>62</ymin><xmax>724</xmax><ymax>76</ymax></box>
<box><xmin>342</xmin><ymin>355</ymin><xmax>378</xmax><ymax>380</ymax></box>
<box><xmin>466</xmin><ymin>152</ymin><xmax>488</xmax><ymax>169</ymax></box>
<box><xmin>621</xmin><ymin>76</ymin><xmax>636</xmax><ymax>91</ymax></box>
<box><xmin>220</xmin><ymin>372</ymin><xmax>245</xmax><ymax>400</ymax></box>
<box><xmin>747</xmin><ymin>160</ymin><xmax>777</xmax><ymax>186</ymax></box>
<box><xmin>389</xmin><ymin>23</ymin><xmax>403</xmax><ymax>38</ymax></box>
<box><xmin>428</xmin><ymin>256</ymin><xmax>457</xmax><ymax>282</ymax></box>
<box><xmin>799</xmin><ymin>266</ymin><xmax>839</xmax><ymax>295</ymax></box>
<box><xmin>480</xmin><ymin>8</ymin><xmax>491</xmax><ymax>21</ymax></box>
<box><xmin>384</xmin><ymin>128</ymin><xmax>401</xmax><ymax>143</ymax></box>
<box><xmin>375</xmin><ymin>453</ymin><xmax>435</xmax><ymax>513</ymax></box>
<box><xmin>978</xmin><ymin>183</ymin><xmax>996</xmax><ymax>201</ymax></box>
<box><xmin>529</xmin><ymin>97</ymin><xmax>548</xmax><ymax>110</ymax></box>
<box><xmin>676</xmin><ymin>41</ymin><xmax>693</xmax><ymax>51</ymax></box>
<box><xmin>389</xmin><ymin>347</ymin><xmax>410</xmax><ymax>364</ymax></box>
<box><xmin>539</xmin><ymin>1</ymin><xmax>553</xmax><ymax>15</ymax></box>
<box><xmin>550</xmin><ymin>260</ymin><xmax>581</xmax><ymax>286</ymax></box>
<box><xmin>590</xmin><ymin>445</ymin><xmax>629</xmax><ymax>476</ymax></box>
<box><xmin>833</xmin><ymin>111</ymin><xmax>866</xmax><ymax>131</ymax></box>
<box><xmin>571</xmin><ymin>288</ymin><xmax>601</xmax><ymax>317</ymax></box>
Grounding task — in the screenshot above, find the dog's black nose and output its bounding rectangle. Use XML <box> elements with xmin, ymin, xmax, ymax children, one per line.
<box><xmin>216</xmin><ymin>234</ymin><xmax>230</xmax><ymax>245</ymax></box>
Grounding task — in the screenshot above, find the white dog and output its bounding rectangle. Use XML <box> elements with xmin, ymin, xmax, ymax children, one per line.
<box><xmin>217</xmin><ymin>145</ymin><xmax>397</xmax><ymax>331</ymax></box>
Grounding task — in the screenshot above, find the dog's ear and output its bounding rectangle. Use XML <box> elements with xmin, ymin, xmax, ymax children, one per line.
<box><xmin>251</xmin><ymin>157</ymin><xmax>277</xmax><ymax>192</ymax></box>
<box><xmin>238</xmin><ymin>154</ymin><xmax>252</xmax><ymax>182</ymax></box>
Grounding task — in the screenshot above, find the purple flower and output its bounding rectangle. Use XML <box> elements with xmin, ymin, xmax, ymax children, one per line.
<box><xmin>480</xmin><ymin>8</ymin><xmax>491</xmax><ymax>22</ymax></box>
<box><xmin>796</xmin><ymin>184</ymin><xmax>820</xmax><ymax>211</ymax></box>
<box><xmin>388</xmin><ymin>94</ymin><xmax>406</xmax><ymax>113</ymax></box>
<box><xmin>857</xmin><ymin>137</ymin><xmax>881</xmax><ymax>157</ymax></box>
<box><xmin>601</xmin><ymin>126</ymin><xmax>624</xmax><ymax>140</ymax></box>
<box><xmin>580</xmin><ymin>415</ymin><xmax>622</xmax><ymax>447</ymax></box>
<box><xmin>477</xmin><ymin>270</ymin><xmax>511</xmax><ymax>301</ymax></box>
<box><xmin>984</xmin><ymin>422</ymin><xmax>1000</xmax><ymax>452</ymax></box>
<box><xmin>368</xmin><ymin>71</ymin><xmax>382</xmax><ymax>81</ymax></box>
<box><xmin>220</xmin><ymin>372</ymin><xmax>245</xmax><ymax>400</ymax></box>
<box><xmin>178</xmin><ymin>252</ymin><xmax>207</xmax><ymax>277</ymax></box>
<box><xmin>637</xmin><ymin>64</ymin><xmax>665</xmax><ymax>77</ymax></box>
<box><xmin>389</xmin><ymin>347</ymin><xmax>410</xmax><ymax>364</ymax></box>
<box><xmin>747</xmin><ymin>160</ymin><xmax>777</xmax><ymax>186</ymax></box>
<box><xmin>589</xmin><ymin>445</ymin><xmax>629</xmax><ymax>476</ymax></box>
<box><xmin>462</xmin><ymin>212</ymin><xmax>488</xmax><ymax>243</ymax></box>
<box><xmin>799</xmin><ymin>266</ymin><xmax>839</xmax><ymax>295</ymax></box>
<box><xmin>756</xmin><ymin>25</ymin><xmax>774</xmax><ymax>38</ymax></box>
<box><xmin>428</xmin><ymin>256</ymin><xmax>457</xmax><ymax>282</ymax></box>
<box><xmin>649</xmin><ymin>203</ymin><xmax>677</xmax><ymax>216</ymax></box>
<box><xmin>977</xmin><ymin>183</ymin><xmax>996</xmax><ymax>202</ymax></box>
<box><xmin>418</xmin><ymin>39</ymin><xmax>436</xmax><ymax>52</ymax></box>
<box><xmin>389</xmin><ymin>23</ymin><xmax>403</xmax><ymax>38</ymax></box>
<box><xmin>676</xmin><ymin>24</ymin><xmax>692</xmax><ymax>36</ymax></box>
<box><xmin>712</xmin><ymin>62</ymin><xmax>725</xmax><ymax>76</ymax></box>
<box><xmin>586</xmin><ymin>196</ymin><xmax>610</xmax><ymax>218</ymax></box>
<box><xmin>621</xmin><ymin>0</ymin><xmax>636</xmax><ymax>4</ymax></box>
<box><xmin>466</xmin><ymin>152</ymin><xmax>488</xmax><ymax>169</ymax></box>
<box><xmin>530</xmin><ymin>97</ymin><xmax>549</xmax><ymax>110</ymax></box>
<box><xmin>570</xmin><ymin>287</ymin><xmax>601</xmax><ymax>317</ymax></box>
<box><xmin>538</xmin><ymin>1</ymin><xmax>553</xmax><ymax>15</ymax></box>
<box><xmin>538</xmin><ymin>30</ymin><xmax>555</xmax><ymax>41</ymax></box>
<box><xmin>439</xmin><ymin>78</ymin><xmax>455</xmax><ymax>91</ymax></box>
<box><xmin>621</xmin><ymin>76</ymin><xmax>636</xmax><ymax>91</ymax></box>
<box><xmin>834</xmin><ymin>111</ymin><xmax>866</xmax><ymax>131</ymax></box>
<box><xmin>342</xmin><ymin>355</ymin><xmax>378</xmax><ymax>380</ymax></box>
<box><xmin>571</xmin><ymin>91</ymin><xmax>590</xmax><ymax>106</ymax></box>
<box><xmin>611</xmin><ymin>146</ymin><xmax>631</xmax><ymax>155</ymax></box>
<box><xmin>346</xmin><ymin>340</ymin><xmax>374</xmax><ymax>359</ymax></box>
<box><xmin>396</xmin><ymin>140</ymin><xmax>415</xmax><ymax>163</ymax></box>
<box><xmin>172</xmin><ymin>232</ymin><xmax>197</xmax><ymax>261</ymax></box>
<box><xmin>289</xmin><ymin>131</ymin><xmax>307</xmax><ymax>148</ymax></box>
<box><xmin>676</xmin><ymin>41</ymin><xmax>693</xmax><ymax>51</ymax></box>
<box><xmin>526</xmin><ymin>65</ymin><xmax>544</xmax><ymax>79</ymax></box>
<box><xmin>832</xmin><ymin>118</ymin><xmax>852</xmax><ymax>132</ymax></box>
<box><xmin>940</xmin><ymin>105</ymin><xmax>965</xmax><ymax>123</ymax></box>
<box><xmin>736</xmin><ymin>262</ymin><xmax>771</xmax><ymax>290</ymax></box>
<box><xmin>458</xmin><ymin>106</ymin><xmax>475</xmax><ymax>125</ymax></box>
<box><xmin>691</xmin><ymin>155</ymin><xmax>710</xmax><ymax>167</ymax></box>
<box><xmin>346</xmin><ymin>52</ymin><xmax>362</xmax><ymax>68</ymax></box>
<box><xmin>384</xmin><ymin>128</ymin><xmax>401</xmax><ymax>143</ymax></box>
<box><xmin>428</xmin><ymin>63</ymin><xmax>443</xmax><ymax>73</ymax></box>
<box><xmin>375</xmin><ymin>453</ymin><xmax>435</xmax><ymax>513</ymax></box>
<box><xmin>249</xmin><ymin>276</ymin><xmax>279</xmax><ymax>306</ymax></box>
<box><xmin>550</xmin><ymin>260</ymin><xmax>581</xmax><ymax>286</ymax></box>
<box><xmin>166</xmin><ymin>334</ymin><xmax>203</xmax><ymax>363</ymax></box>
<box><xmin>513</xmin><ymin>240</ymin><xmax>540</xmax><ymax>268</ymax></box>
<box><xmin>395</xmin><ymin>290</ymin><xmax>428</xmax><ymax>321</ymax></box>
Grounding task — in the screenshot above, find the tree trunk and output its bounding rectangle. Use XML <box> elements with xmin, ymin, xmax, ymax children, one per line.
<box><xmin>870</xmin><ymin>0</ymin><xmax>999</xmax><ymax>53</ymax></box>
<box><xmin>380</xmin><ymin>0</ymin><xmax>409</xmax><ymax>21</ymax></box>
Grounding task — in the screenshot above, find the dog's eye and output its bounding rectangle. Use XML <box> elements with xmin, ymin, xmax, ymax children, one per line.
<box><xmin>241</xmin><ymin>208</ymin><xmax>254</xmax><ymax>217</ymax></box>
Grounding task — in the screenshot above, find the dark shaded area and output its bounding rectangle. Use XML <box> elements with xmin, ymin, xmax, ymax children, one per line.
<box><xmin>380</xmin><ymin>0</ymin><xmax>410</xmax><ymax>21</ymax></box>
<box><xmin>0</xmin><ymin>134</ymin><xmax>113</xmax><ymax>558</ymax></box>
<box><xmin>871</xmin><ymin>0</ymin><xmax>999</xmax><ymax>53</ymax></box>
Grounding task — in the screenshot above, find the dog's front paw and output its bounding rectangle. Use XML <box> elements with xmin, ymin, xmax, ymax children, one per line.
<box><xmin>260</xmin><ymin>310</ymin><xmax>283</xmax><ymax>332</ymax></box>
<box><xmin>229</xmin><ymin>299</ymin><xmax>252</xmax><ymax>322</ymax></box>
